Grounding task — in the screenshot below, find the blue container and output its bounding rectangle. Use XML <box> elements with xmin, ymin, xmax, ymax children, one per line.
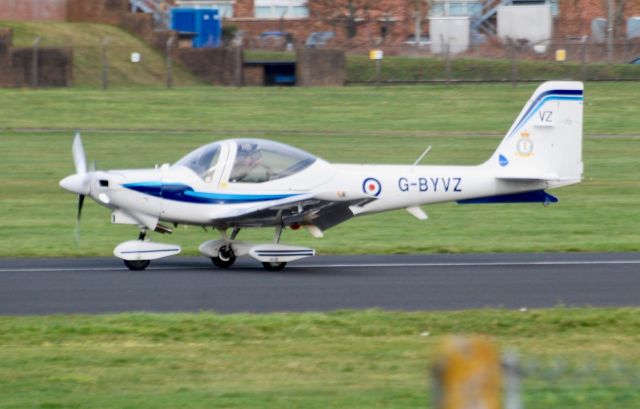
<box><xmin>171</xmin><ymin>8</ymin><xmax>221</xmax><ymax>48</ymax></box>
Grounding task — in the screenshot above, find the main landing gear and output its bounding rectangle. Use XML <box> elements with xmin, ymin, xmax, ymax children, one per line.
<box><xmin>261</xmin><ymin>261</ymin><xmax>287</xmax><ymax>271</ymax></box>
<box><xmin>199</xmin><ymin>225</ymin><xmax>315</xmax><ymax>271</ymax></box>
<box><xmin>211</xmin><ymin>244</ymin><xmax>236</xmax><ymax>268</ymax></box>
<box><xmin>209</xmin><ymin>227</ymin><xmax>239</xmax><ymax>269</ymax></box>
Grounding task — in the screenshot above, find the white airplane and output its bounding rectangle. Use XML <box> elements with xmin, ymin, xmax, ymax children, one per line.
<box><xmin>60</xmin><ymin>81</ymin><xmax>583</xmax><ymax>271</ymax></box>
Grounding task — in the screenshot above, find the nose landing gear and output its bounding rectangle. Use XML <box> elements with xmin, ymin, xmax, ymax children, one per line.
<box><xmin>114</xmin><ymin>229</ymin><xmax>182</xmax><ymax>271</ymax></box>
<box><xmin>124</xmin><ymin>259</ymin><xmax>151</xmax><ymax>271</ymax></box>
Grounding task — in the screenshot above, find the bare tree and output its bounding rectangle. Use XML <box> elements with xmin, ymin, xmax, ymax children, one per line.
<box><xmin>310</xmin><ymin>0</ymin><xmax>372</xmax><ymax>39</ymax></box>
<box><xmin>602</xmin><ymin>0</ymin><xmax>628</xmax><ymax>40</ymax></box>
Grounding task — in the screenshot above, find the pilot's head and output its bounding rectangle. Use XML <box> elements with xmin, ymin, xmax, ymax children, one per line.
<box><xmin>238</xmin><ymin>143</ymin><xmax>261</xmax><ymax>162</ymax></box>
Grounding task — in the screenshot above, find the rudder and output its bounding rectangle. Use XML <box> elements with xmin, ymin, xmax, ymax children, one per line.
<box><xmin>487</xmin><ymin>81</ymin><xmax>584</xmax><ymax>185</ymax></box>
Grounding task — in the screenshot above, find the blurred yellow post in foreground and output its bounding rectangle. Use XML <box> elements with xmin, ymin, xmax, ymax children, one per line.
<box><xmin>433</xmin><ymin>336</ymin><xmax>502</xmax><ymax>409</ymax></box>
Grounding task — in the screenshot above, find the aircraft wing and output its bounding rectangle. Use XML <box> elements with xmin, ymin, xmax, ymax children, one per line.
<box><xmin>209</xmin><ymin>192</ymin><xmax>374</xmax><ymax>230</ymax></box>
<box><xmin>210</xmin><ymin>193</ymin><xmax>316</xmax><ymax>221</ymax></box>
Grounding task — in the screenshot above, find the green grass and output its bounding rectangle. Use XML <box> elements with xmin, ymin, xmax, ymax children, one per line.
<box><xmin>0</xmin><ymin>83</ymin><xmax>639</xmax><ymax>257</ymax></box>
<box><xmin>347</xmin><ymin>54</ymin><xmax>640</xmax><ymax>82</ymax></box>
<box><xmin>1</xmin><ymin>82</ymin><xmax>639</xmax><ymax>134</ymax></box>
<box><xmin>0</xmin><ymin>21</ymin><xmax>201</xmax><ymax>87</ymax></box>
<box><xmin>1</xmin><ymin>308</ymin><xmax>639</xmax><ymax>409</ymax></box>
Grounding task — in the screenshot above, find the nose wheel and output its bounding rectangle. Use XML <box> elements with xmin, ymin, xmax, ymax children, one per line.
<box><xmin>123</xmin><ymin>259</ymin><xmax>151</xmax><ymax>271</ymax></box>
<box><xmin>211</xmin><ymin>245</ymin><xmax>236</xmax><ymax>268</ymax></box>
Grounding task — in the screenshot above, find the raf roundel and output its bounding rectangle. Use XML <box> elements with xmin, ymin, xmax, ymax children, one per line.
<box><xmin>362</xmin><ymin>177</ymin><xmax>382</xmax><ymax>197</ymax></box>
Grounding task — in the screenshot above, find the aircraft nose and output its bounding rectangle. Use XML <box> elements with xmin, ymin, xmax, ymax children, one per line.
<box><xmin>59</xmin><ymin>173</ymin><xmax>91</xmax><ymax>195</ymax></box>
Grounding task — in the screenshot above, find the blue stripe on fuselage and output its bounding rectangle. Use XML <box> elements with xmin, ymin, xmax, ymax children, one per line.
<box><xmin>123</xmin><ymin>182</ymin><xmax>297</xmax><ymax>204</ymax></box>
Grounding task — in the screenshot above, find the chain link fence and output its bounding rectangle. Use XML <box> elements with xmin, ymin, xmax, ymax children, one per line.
<box><xmin>16</xmin><ymin>35</ymin><xmax>640</xmax><ymax>88</ymax></box>
<box><xmin>20</xmin><ymin>36</ymin><xmax>201</xmax><ymax>89</ymax></box>
<box><xmin>346</xmin><ymin>40</ymin><xmax>640</xmax><ymax>85</ymax></box>
<box><xmin>431</xmin><ymin>345</ymin><xmax>640</xmax><ymax>409</ymax></box>
<box><xmin>518</xmin><ymin>355</ymin><xmax>640</xmax><ymax>409</ymax></box>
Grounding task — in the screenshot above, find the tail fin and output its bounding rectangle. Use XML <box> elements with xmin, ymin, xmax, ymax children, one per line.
<box><xmin>487</xmin><ymin>81</ymin><xmax>584</xmax><ymax>185</ymax></box>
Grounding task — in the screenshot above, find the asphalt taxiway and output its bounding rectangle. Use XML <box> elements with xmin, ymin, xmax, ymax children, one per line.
<box><xmin>0</xmin><ymin>253</ymin><xmax>638</xmax><ymax>315</ymax></box>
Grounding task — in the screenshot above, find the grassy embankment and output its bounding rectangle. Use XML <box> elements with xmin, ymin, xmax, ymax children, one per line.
<box><xmin>1</xmin><ymin>308</ymin><xmax>639</xmax><ymax>409</ymax></box>
<box><xmin>0</xmin><ymin>21</ymin><xmax>201</xmax><ymax>87</ymax></box>
<box><xmin>0</xmin><ymin>83</ymin><xmax>639</xmax><ymax>257</ymax></box>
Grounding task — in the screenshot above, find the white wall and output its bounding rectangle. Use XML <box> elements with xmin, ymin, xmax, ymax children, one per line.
<box><xmin>497</xmin><ymin>5</ymin><xmax>553</xmax><ymax>46</ymax></box>
<box><xmin>429</xmin><ymin>17</ymin><xmax>470</xmax><ymax>54</ymax></box>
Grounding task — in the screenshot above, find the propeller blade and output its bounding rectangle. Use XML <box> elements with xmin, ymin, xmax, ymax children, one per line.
<box><xmin>74</xmin><ymin>194</ymin><xmax>85</xmax><ymax>247</ymax></box>
<box><xmin>72</xmin><ymin>132</ymin><xmax>87</xmax><ymax>175</ymax></box>
<box><xmin>77</xmin><ymin>194</ymin><xmax>85</xmax><ymax>222</ymax></box>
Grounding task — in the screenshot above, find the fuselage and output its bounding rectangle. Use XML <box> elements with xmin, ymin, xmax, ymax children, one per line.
<box><xmin>87</xmin><ymin>159</ymin><xmax>545</xmax><ymax>230</ymax></box>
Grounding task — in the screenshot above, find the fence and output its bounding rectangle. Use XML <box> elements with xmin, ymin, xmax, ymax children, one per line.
<box><xmin>346</xmin><ymin>40</ymin><xmax>640</xmax><ymax>85</ymax></box>
<box><xmin>516</xmin><ymin>355</ymin><xmax>640</xmax><ymax>409</ymax></box>
<box><xmin>7</xmin><ymin>35</ymin><xmax>640</xmax><ymax>88</ymax></box>
<box><xmin>431</xmin><ymin>337</ymin><xmax>640</xmax><ymax>409</ymax></box>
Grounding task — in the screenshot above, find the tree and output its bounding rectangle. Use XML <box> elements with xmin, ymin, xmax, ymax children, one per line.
<box><xmin>310</xmin><ymin>0</ymin><xmax>372</xmax><ymax>39</ymax></box>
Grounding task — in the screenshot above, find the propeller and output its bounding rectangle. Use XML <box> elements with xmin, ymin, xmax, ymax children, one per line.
<box><xmin>72</xmin><ymin>131</ymin><xmax>87</xmax><ymax>175</ymax></box>
<box><xmin>60</xmin><ymin>132</ymin><xmax>92</xmax><ymax>245</ymax></box>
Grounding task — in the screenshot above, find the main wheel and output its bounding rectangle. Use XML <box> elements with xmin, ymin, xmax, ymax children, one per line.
<box><xmin>262</xmin><ymin>261</ymin><xmax>287</xmax><ymax>271</ymax></box>
<box><xmin>124</xmin><ymin>259</ymin><xmax>150</xmax><ymax>271</ymax></box>
<box><xmin>211</xmin><ymin>245</ymin><xmax>236</xmax><ymax>268</ymax></box>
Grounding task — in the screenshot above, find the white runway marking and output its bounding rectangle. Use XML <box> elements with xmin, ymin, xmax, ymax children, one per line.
<box><xmin>1</xmin><ymin>259</ymin><xmax>639</xmax><ymax>273</ymax></box>
<box><xmin>300</xmin><ymin>260</ymin><xmax>640</xmax><ymax>269</ymax></box>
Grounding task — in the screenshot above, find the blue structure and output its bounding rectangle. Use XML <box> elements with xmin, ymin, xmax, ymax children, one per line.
<box><xmin>171</xmin><ymin>8</ymin><xmax>221</xmax><ymax>48</ymax></box>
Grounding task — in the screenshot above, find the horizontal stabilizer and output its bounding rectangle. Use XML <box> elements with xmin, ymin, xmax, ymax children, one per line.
<box><xmin>457</xmin><ymin>190</ymin><xmax>558</xmax><ymax>205</ymax></box>
<box><xmin>494</xmin><ymin>171</ymin><xmax>557</xmax><ymax>181</ymax></box>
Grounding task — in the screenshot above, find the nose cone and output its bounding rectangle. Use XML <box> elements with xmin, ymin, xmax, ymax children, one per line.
<box><xmin>59</xmin><ymin>173</ymin><xmax>91</xmax><ymax>195</ymax></box>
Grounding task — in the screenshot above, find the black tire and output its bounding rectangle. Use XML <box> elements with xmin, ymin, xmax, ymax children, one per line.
<box><xmin>262</xmin><ymin>261</ymin><xmax>287</xmax><ymax>271</ymax></box>
<box><xmin>211</xmin><ymin>245</ymin><xmax>236</xmax><ymax>269</ymax></box>
<box><xmin>124</xmin><ymin>259</ymin><xmax>150</xmax><ymax>271</ymax></box>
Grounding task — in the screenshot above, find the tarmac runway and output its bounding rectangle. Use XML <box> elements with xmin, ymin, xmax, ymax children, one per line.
<box><xmin>0</xmin><ymin>253</ymin><xmax>639</xmax><ymax>315</ymax></box>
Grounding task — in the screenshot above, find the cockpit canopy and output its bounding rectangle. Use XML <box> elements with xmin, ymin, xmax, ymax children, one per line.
<box><xmin>174</xmin><ymin>141</ymin><xmax>222</xmax><ymax>182</ymax></box>
<box><xmin>174</xmin><ymin>139</ymin><xmax>317</xmax><ymax>183</ymax></box>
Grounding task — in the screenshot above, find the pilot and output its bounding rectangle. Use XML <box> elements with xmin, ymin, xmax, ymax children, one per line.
<box><xmin>230</xmin><ymin>143</ymin><xmax>269</xmax><ymax>182</ymax></box>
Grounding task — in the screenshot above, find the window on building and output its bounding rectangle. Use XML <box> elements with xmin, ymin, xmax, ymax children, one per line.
<box><xmin>254</xmin><ymin>0</ymin><xmax>309</xmax><ymax>19</ymax></box>
<box><xmin>175</xmin><ymin>1</ymin><xmax>235</xmax><ymax>18</ymax></box>
<box><xmin>430</xmin><ymin>1</ymin><xmax>482</xmax><ymax>17</ymax></box>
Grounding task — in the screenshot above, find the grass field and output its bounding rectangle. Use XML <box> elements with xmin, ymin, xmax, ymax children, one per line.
<box><xmin>0</xmin><ymin>83</ymin><xmax>639</xmax><ymax>257</ymax></box>
<box><xmin>1</xmin><ymin>308</ymin><xmax>639</xmax><ymax>409</ymax></box>
<box><xmin>1</xmin><ymin>83</ymin><xmax>639</xmax><ymax>408</ymax></box>
<box><xmin>2</xmin><ymin>23</ymin><xmax>639</xmax><ymax>409</ymax></box>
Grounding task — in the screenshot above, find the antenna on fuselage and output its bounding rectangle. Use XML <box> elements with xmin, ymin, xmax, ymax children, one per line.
<box><xmin>411</xmin><ymin>145</ymin><xmax>432</xmax><ymax>170</ymax></box>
